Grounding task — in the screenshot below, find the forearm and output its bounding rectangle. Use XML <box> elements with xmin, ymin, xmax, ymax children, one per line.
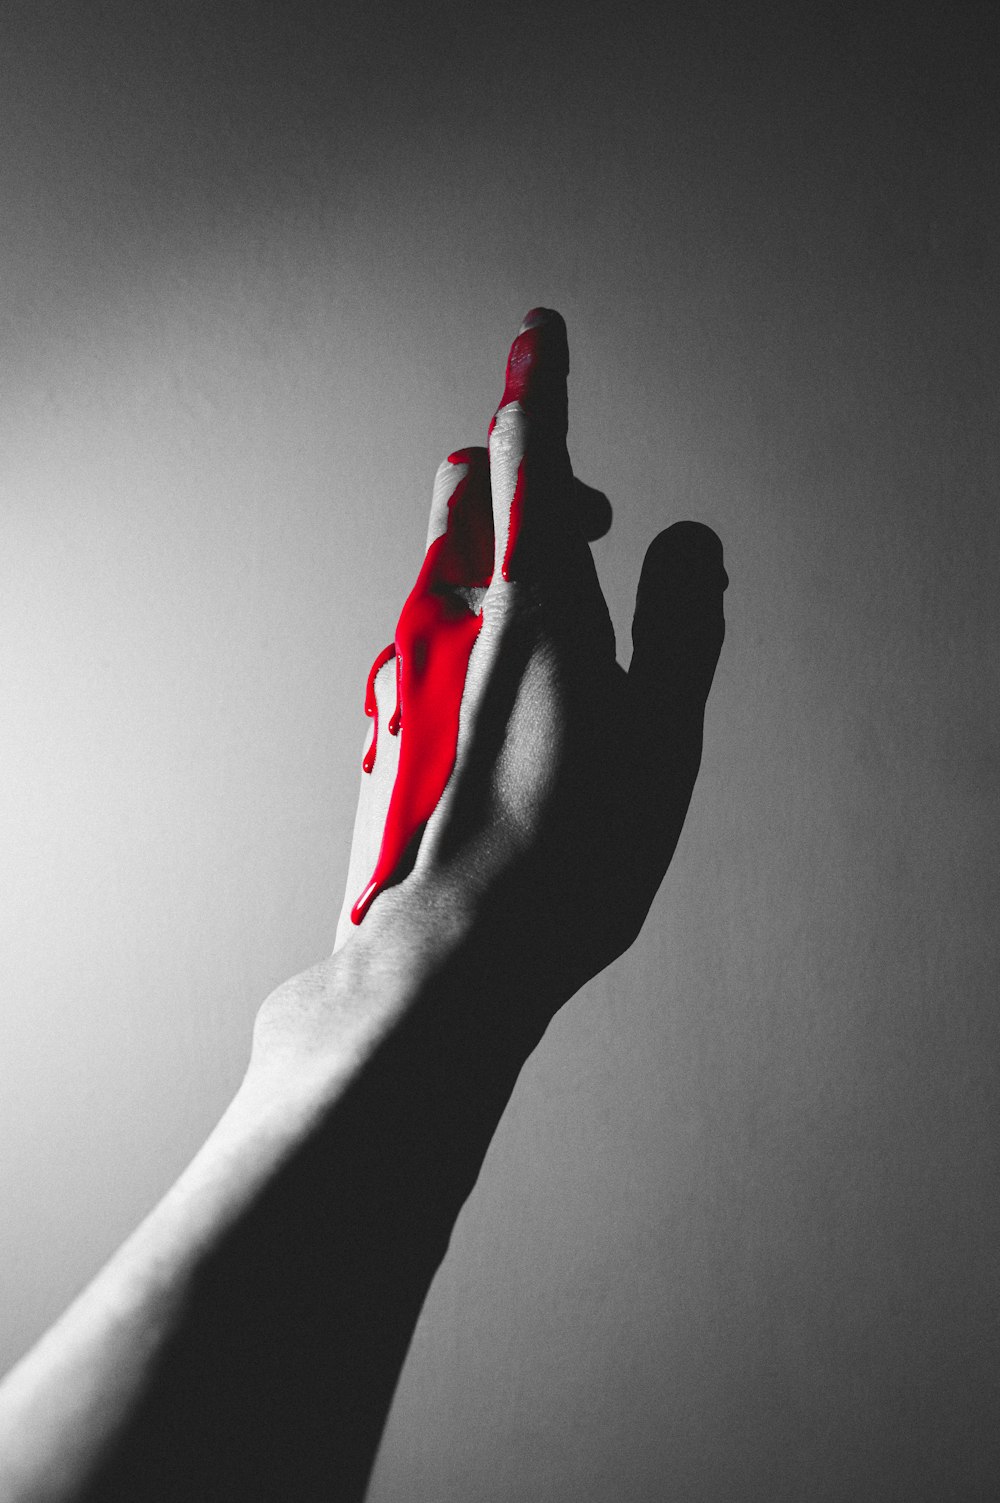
<box><xmin>0</xmin><ymin>906</ymin><xmax>537</xmax><ymax>1503</ymax></box>
<box><xmin>0</xmin><ymin>1088</ymin><xmax>323</xmax><ymax>1502</ymax></box>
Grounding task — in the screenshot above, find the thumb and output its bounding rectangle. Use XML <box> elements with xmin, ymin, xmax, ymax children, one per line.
<box><xmin>629</xmin><ymin>520</ymin><xmax>728</xmax><ymax>784</ymax></box>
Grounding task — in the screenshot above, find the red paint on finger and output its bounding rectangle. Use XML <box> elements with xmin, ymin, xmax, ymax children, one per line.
<box><xmin>351</xmin><ymin>458</ymin><xmax>494</xmax><ymax>925</ymax></box>
<box><xmin>361</xmin><ymin>643</ymin><xmax>397</xmax><ymax>774</ymax></box>
<box><xmin>487</xmin><ymin>312</ymin><xmax>569</xmax><ymax>440</ymax></box>
<box><xmin>489</xmin><ymin>311</ymin><xmax>569</xmax><ymax>577</ymax></box>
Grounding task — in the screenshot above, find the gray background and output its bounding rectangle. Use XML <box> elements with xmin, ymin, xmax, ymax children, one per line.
<box><xmin>2</xmin><ymin>2</ymin><xmax>997</xmax><ymax>1498</ymax></box>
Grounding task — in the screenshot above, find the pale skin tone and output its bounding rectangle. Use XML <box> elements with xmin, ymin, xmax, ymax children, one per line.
<box><xmin>0</xmin><ymin>309</ymin><xmax>726</xmax><ymax>1501</ymax></box>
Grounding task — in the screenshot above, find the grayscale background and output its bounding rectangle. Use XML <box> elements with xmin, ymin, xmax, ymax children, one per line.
<box><xmin>2</xmin><ymin>2</ymin><xmax>997</xmax><ymax>1498</ymax></box>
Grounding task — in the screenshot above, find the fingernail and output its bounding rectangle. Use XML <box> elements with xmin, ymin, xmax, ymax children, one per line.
<box><xmin>518</xmin><ymin>306</ymin><xmax>562</xmax><ymax>335</ymax></box>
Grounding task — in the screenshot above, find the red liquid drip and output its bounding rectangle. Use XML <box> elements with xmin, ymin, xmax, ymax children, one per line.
<box><xmin>351</xmin><ymin>457</ymin><xmax>494</xmax><ymax>925</ymax></box>
<box><xmin>362</xmin><ymin>643</ymin><xmax>398</xmax><ymax>773</ymax></box>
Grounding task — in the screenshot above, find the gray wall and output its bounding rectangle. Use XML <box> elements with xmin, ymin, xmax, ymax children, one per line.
<box><xmin>2</xmin><ymin>3</ymin><xmax>997</xmax><ymax>1498</ymax></box>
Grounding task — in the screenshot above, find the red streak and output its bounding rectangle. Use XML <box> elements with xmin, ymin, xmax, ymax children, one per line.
<box><xmin>486</xmin><ymin>324</ymin><xmax>542</xmax><ymax>443</ymax></box>
<box><xmin>351</xmin><ymin>456</ymin><xmax>494</xmax><ymax>925</ymax></box>
<box><xmin>487</xmin><ymin>326</ymin><xmax>539</xmax><ymax>582</ymax></box>
<box><xmin>501</xmin><ymin>461</ymin><xmax>526</xmax><ymax>581</ymax></box>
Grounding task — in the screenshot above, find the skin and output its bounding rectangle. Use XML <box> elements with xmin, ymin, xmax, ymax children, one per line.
<box><xmin>0</xmin><ymin>308</ymin><xmax>726</xmax><ymax>1502</ymax></box>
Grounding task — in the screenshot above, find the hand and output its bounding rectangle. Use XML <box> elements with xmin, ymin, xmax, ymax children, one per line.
<box><xmin>332</xmin><ymin>308</ymin><xmax>727</xmax><ymax>1022</ymax></box>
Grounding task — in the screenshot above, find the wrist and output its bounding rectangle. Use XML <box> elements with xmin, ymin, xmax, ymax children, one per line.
<box><xmin>240</xmin><ymin>875</ymin><xmax>503</xmax><ymax>1143</ymax></box>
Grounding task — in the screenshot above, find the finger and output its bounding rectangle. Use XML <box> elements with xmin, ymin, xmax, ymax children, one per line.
<box><xmin>424</xmin><ymin>445</ymin><xmax>490</xmax><ymax>559</ymax></box>
<box><xmin>422</xmin><ymin>446</ymin><xmax>494</xmax><ymax>601</ymax></box>
<box><xmin>629</xmin><ymin>520</ymin><xmax>728</xmax><ymax>749</ymax></box>
<box><xmin>487</xmin><ymin>307</ymin><xmax>572</xmax><ymax>585</ymax></box>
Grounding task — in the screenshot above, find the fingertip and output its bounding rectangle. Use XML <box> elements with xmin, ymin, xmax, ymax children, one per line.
<box><xmin>631</xmin><ymin>522</ymin><xmax>728</xmax><ymax>708</ymax></box>
<box><xmin>517</xmin><ymin>306</ymin><xmax>567</xmax><ymax>338</ymax></box>
<box><xmin>635</xmin><ymin>522</ymin><xmax>729</xmax><ymax>624</ymax></box>
<box><xmin>493</xmin><ymin>308</ymin><xmax>569</xmax><ymax>436</ymax></box>
<box><xmin>428</xmin><ymin>447</ymin><xmax>489</xmax><ymax>551</ymax></box>
<box><xmin>446</xmin><ymin>445</ymin><xmax>488</xmax><ymax>469</ymax></box>
<box><xmin>426</xmin><ymin>443</ymin><xmax>495</xmax><ymax>581</ymax></box>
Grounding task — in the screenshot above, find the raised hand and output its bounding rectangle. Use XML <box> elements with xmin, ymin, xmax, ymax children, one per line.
<box><xmin>334</xmin><ymin>308</ymin><xmax>727</xmax><ymax>1020</ymax></box>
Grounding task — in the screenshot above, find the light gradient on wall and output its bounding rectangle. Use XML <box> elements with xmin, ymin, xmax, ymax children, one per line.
<box><xmin>2</xmin><ymin>4</ymin><xmax>998</xmax><ymax>1499</ymax></box>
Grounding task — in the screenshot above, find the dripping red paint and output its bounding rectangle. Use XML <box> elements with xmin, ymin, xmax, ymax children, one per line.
<box><xmin>351</xmin><ymin>453</ymin><xmax>494</xmax><ymax>925</ymax></box>
<box><xmin>361</xmin><ymin>643</ymin><xmax>397</xmax><ymax>774</ymax></box>
<box><xmin>351</xmin><ymin>313</ymin><xmax>565</xmax><ymax>925</ymax></box>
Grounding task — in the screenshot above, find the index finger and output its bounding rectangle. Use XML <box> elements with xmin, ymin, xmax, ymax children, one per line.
<box><xmin>487</xmin><ymin>307</ymin><xmax>572</xmax><ymax>585</ymax></box>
